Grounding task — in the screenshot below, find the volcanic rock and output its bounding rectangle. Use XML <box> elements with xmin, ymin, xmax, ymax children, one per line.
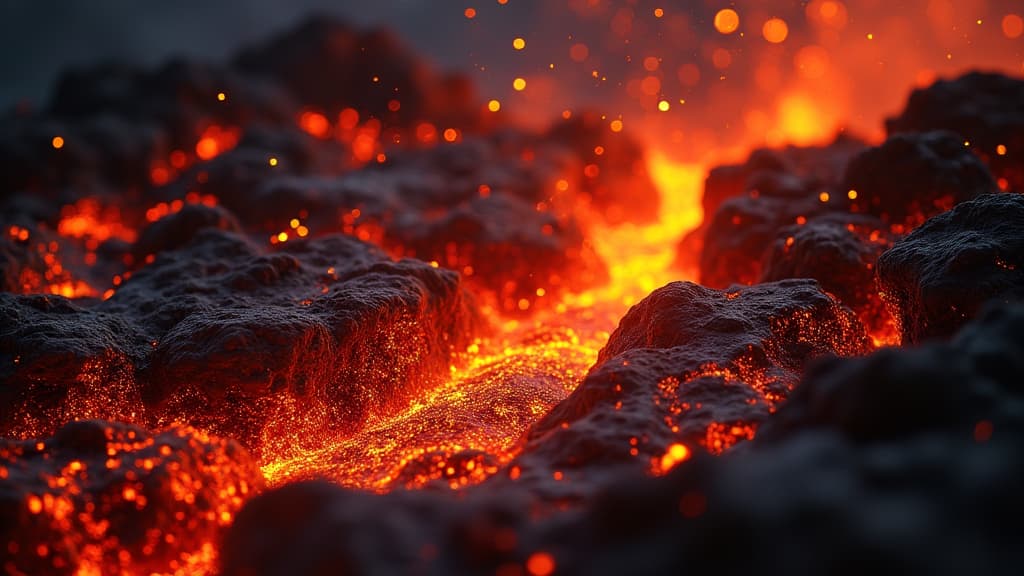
<box><xmin>886</xmin><ymin>71</ymin><xmax>1024</xmax><ymax>192</ymax></box>
<box><xmin>0</xmin><ymin>228</ymin><xmax>481</xmax><ymax>454</ymax></box>
<box><xmin>0</xmin><ymin>420</ymin><xmax>262</xmax><ymax>576</ymax></box>
<box><xmin>678</xmin><ymin>135</ymin><xmax>865</xmax><ymax>273</ymax></box>
<box><xmin>220</xmin><ymin>305</ymin><xmax>1024</xmax><ymax>576</ymax></box>
<box><xmin>761</xmin><ymin>213</ymin><xmax>896</xmax><ymax>341</ymax></box>
<box><xmin>839</xmin><ymin>131</ymin><xmax>997</xmax><ymax>231</ymax></box>
<box><xmin>516</xmin><ymin>279</ymin><xmax>871</xmax><ymax>482</ymax></box>
<box><xmin>698</xmin><ymin>190</ymin><xmax>827</xmax><ymax>288</ymax></box>
<box><xmin>877</xmin><ymin>193</ymin><xmax>1024</xmax><ymax>344</ymax></box>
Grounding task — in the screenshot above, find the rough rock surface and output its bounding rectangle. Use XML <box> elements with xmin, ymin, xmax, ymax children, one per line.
<box><xmin>678</xmin><ymin>135</ymin><xmax>865</xmax><ymax>272</ymax></box>
<box><xmin>877</xmin><ymin>193</ymin><xmax>1024</xmax><ymax>344</ymax></box>
<box><xmin>0</xmin><ymin>229</ymin><xmax>480</xmax><ymax>454</ymax></box>
<box><xmin>699</xmin><ymin>189</ymin><xmax>827</xmax><ymax>288</ymax></box>
<box><xmin>166</xmin><ymin>135</ymin><xmax>611</xmax><ymax>313</ymax></box>
<box><xmin>886</xmin><ymin>71</ymin><xmax>1024</xmax><ymax>192</ymax></box>
<box><xmin>1</xmin><ymin>420</ymin><xmax>262</xmax><ymax>576</ymax></box>
<box><xmin>839</xmin><ymin>131</ymin><xmax>997</xmax><ymax>230</ymax></box>
<box><xmin>761</xmin><ymin>213</ymin><xmax>896</xmax><ymax>340</ymax></box>
<box><xmin>514</xmin><ymin>279</ymin><xmax>870</xmax><ymax>488</ymax></box>
<box><xmin>220</xmin><ymin>304</ymin><xmax>1024</xmax><ymax>576</ymax></box>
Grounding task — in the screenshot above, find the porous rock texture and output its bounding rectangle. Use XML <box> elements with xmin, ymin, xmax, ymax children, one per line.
<box><xmin>1</xmin><ymin>420</ymin><xmax>263</xmax><ymax>576</ymax></box>
<box><xmin>219</xmin><ymin>303</ymin><xmax>1024</xmax><ymax>576</ymax></box>
<box><xmin>877</xmin><ymin>193</ymin><xmax>1024</xmax><ymax>344</ymax></box>
<box><xmin>0</xmin><ymin>227</ymin><xmax>480</xmax><ymax>454</ymax></box>
<box><xmin>886</xmin><ymin>71</ymin><xmax>1024</xmax><ymax>192</ymax></box>
<box><xmin>839</xmin><ymin>130</ymin><xmax>997</xmax><ymax>230</ymax></box>
<box><xmin>760</xmin><ymin>213</ymin><xmax>895</xmax><ymax>339</ymax></box>
<box><xmin>514</xmin><ymin>279</ymin><xmax>871</xmax><ymax>490</ymax></box>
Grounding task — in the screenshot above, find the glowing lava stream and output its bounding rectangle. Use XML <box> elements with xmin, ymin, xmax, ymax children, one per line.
<box><xmin>260</xmin><ymin>155</ymin><xmax>706</xmax><ymax>491</ymax></box>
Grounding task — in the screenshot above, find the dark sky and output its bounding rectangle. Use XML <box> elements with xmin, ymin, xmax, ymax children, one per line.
<box><xmin>0</xmin><ymin>0</ymin><xmax>515</xmax><ymax>108</ymax></box>
<box><xmin>3</xmin><ymin>1</ymin><xmax>1021</xmax><ymax>159</ymax></box>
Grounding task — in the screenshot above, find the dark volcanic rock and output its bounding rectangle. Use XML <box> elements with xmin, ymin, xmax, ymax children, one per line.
<box><xmin>699</xmin><ymin>190</ymin><xmax>826</xmax><ymax>288</ymax></box>
<box><xmin>886</xmin><ymin>71</ymin><xmax>1024</xmax><ymax>192</ymax></box>
<box><xmin>678</xmin><ymin>135</ymin><xmax>865</xmax><ymax>273</ymax></box>
<box><xmin>877</xmin><ymin>193</ymin><xmax>1024</xmax><ymax>344</ymax></box>
<box><xmin>49</xmin><ymin>59</ymin><xmax>294</xmax><ymax>148</ymax></box>
<box><xmin>130</xmin><ymin>203</ymin><xmax>241</xmax><ymax>263</ymax></box>
<box><xmin>234</xmin><ymin>16</ymin><xmax>477</xmax><ymax>129</ymax></box>
<box><xmin>516</xmin><ymin>280</ymin><xmax>871</xmax><ymax>483</ymax></box>
<box><xmin>0</xmin><ymin>420</ymin><xmax>262</xmax><ymax>576</ymax></box>
<box><xmin>761</xmin><ymin>213</ymin><xmax>897</xmax><ymax>341</ymax></box>
<box><xmin>0</xmin><ymin>228</ymin><xmax>481</xmax><ymax>454</ymax></box>
<box><xmin>176</xmin><ymin>135</ymin><xmax>609</xmax><ymax>313</ymax></box>
<box><xmin>760</xmin><ymin>302</ymin><xmax>1024</xmax><ymax>444</ymax></box>
<box><xmin>840</xmin><ymin>131</ymin><xmax>997</xmax><ymax>231</ymax></box>
<box><xmin>221</xmin><ymin>305</ymin><xmax>1024</xmax><ymax>576</ymax></box>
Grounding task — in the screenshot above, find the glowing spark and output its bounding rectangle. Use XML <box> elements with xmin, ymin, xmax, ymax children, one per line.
<box><xmin>51</xmin><ymin>136</ymin><xmax>64</xmax><ymax>149</ymax></box>
<box><xmin>512</xmin><ymin>37</ymin><xmax>526</xmax><ymax>50</ymax></box>
<box><xmin>763</xmin><ymin>17</ymin><xmax>789</xmax><ymax>43</ymax></box>
<box><xmin>714</xmin><ymin>9</ymin><xmax>740</xmax><ymax>34</ymax></box>
<box><xmin>512</xmin><ymin>77</ymin><xmax>527</xmax><ymax>91</ymax></box>
<box><xmin>487</xmin><ymin>99</ymin><xmax>501</xmax><ymax>112</ymax></box>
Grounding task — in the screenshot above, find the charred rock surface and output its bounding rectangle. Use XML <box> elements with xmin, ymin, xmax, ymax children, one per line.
<box><xmin>515</xmin><ymin>280</ymin><xmax>870</xmax><ymax>486</ymax></box>
<box><xmin>886</xmin><ymin>72</ymin><xmax>1024</xmax><ymax>192</ymax></box>
<box><xmin>221</xmin><ymin>304</ymin><xmax>1024</xmax><ymax>576</ymax></box>
<box><xmin>1</xmin><ymin>420</ymin><xmax>262</xmax><ymax>576</ymax></box>
<box><xmin>840</xmin><ymin>131</ymin><xmax>997</xmax><ymax>230</ymax></box>
<box><xmin>0</xmin><ymin>229</ymin><xmax>480</xmax><ymax>452</ymax></box>
<box><xmin>877</xmin><ymin>193</ymin><xmax>1024</xmax><ymax>344</ymax></box>
<box><xmin>698</xmin><ymin>191</ymin><xmax>826</xmax><ymax>288</ymax></box>
<box><xmin>167</xmin><ymin>135</ymin><xmax>610</xmax><ymax>313</ymax></box>
<box><xmin>678</xmin><ymin>136</ymin><xmax>865</xmax><ymax>273</ymax></box>
<box><xmin>761</xmin><ymin>214</ymin><xmax>896</xmax><ymax>340</ymax></box>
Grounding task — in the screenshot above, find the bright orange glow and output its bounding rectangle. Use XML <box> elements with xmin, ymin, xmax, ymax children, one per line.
<box><xmin>1003</xmin><ymin>14</ymin><xmax>1023</xmax><ymax>39</ymax></box>
<box><xmin>512</xmin><ymin>37</ymin><xmax>526</xmax><ymax>50</ymax></box>
<box><xmin>771</xmin><ymin>94</ymin><xmax>836</xmax><ymax>146</ymax></box>
<box><xmin>488</xmin><ymin>99</ymin><xmax>501</xmax><ymax>112</ymax></box>
<box><xmin>658</xmin><ymin>100</ymin><xmax>670</xmax><ymax>112</ymax></box>
<box><xmin>464</xmin><ymin>7</ymin><xmax>476</xmax><ymax>19</ymax></box>
<box><xmin>443</xmin><ymin>128</ymin><xmax>458</xmax><ymax>142</ymax></box>
<box><xmin>654</xmin><ymin>8</ymin><xmax>664</xmax><ymax>18</ymax></box>
<box><xmin>795</xmin><ymin>45</ymin><xmax>830</xmax><ymax>79</ymax></box>
<box><xmin>997</xmin><ymin>144</ymin><xmax>1007</xmax><ymax>156</ymax></box>
<box><xmin>762</xmin><ymin>17</ymin><xmax>789</xmax><ymax>43</ymax></box>
<box><xmin>299</xmin><ymin>111</ymin><xmax>330</xmax><ymax>139</ymax></box>
<box><xmin>526</xmin><ymin>552</ymin><xmax>556</xmax><ymax>576</ymax></box>
<box><xmin>654</xmin><ymin>443</ymin><xmax>691</xmax><ymax>474</ymax></box>
<box><xmin>714</xmin><ymin>9</ymin><xmax>740</xmax><ymax>34</ymax></box>
<box><xmin>513</xmin><ymin>77</ymin><xmax>527</xmax><ymax>91</ymax></box>
<box><xmin>609</xmin><ymin>119</ymin><xmax>623</xmax><ymax>132</ymax></box>
<box><xmin>194</xmin><ymin>125</ymin><xmax>239</xmax><ymax>161</ymax></box>
<box><xmin>216</xmin><ymin>91</ymin><xmax>226</xmax><ymax>101</ymax></box>
<box><xmin>51</xmin><ymin>136</ymin><xmax>64</xmax><ymax>149</ymax></box>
